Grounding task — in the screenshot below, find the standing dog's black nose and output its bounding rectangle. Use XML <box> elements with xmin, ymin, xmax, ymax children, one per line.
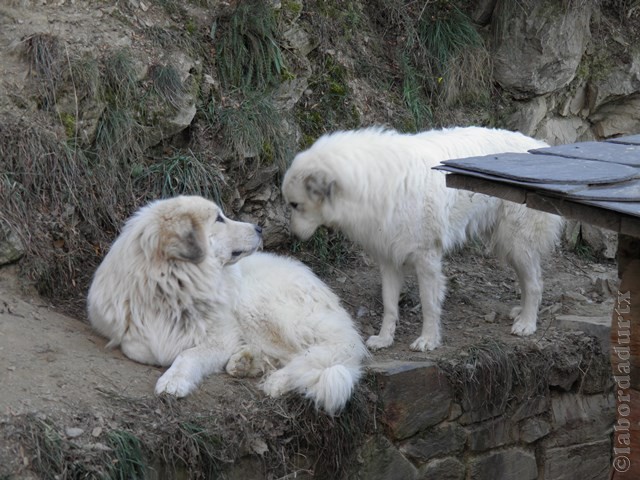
<box><xmin>255</xmin><ymin>225</ymin><xmax>263</xmax><ymax>235</ymax></box>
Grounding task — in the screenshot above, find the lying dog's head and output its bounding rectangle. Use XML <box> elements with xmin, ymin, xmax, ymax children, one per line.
<box><xmin>282</xmin><ymin>153</ymin><xmax>337</xmax><ymax>241</ymax></box>
<box><xmin>133</xmin><ymin>196</ymin><xmax>262</xmax><ymax>266</ymax></box>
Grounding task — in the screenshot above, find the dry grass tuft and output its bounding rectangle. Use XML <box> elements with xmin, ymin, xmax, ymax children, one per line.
<box><xmin>24</xmin><ymin>33</ymin><xmax>65</xmax><ymax>109</ymax></box>
<box><xmin>0</xmin><ymin>115</ymin><xmax>136</xmax><ymax>309</ymax></box>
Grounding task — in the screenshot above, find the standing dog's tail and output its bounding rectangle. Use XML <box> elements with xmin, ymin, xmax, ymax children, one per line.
<box><xmin>260</xmin><ymin>343</ymin><xmax>367</xmax><ymax>416</ymax></box>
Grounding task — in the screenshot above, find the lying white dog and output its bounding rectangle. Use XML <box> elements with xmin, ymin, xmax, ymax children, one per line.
<box><xmin>87</xmin><ymin>195</ymin><xmax>367</xmax><ymax>415</ymax></box>
<box><xmin>282</xmin><ymin>127</ymin><xmax>564</xmax><ymax>352</ymax></box>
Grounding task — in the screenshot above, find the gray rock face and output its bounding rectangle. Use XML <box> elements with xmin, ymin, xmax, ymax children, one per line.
<box><xmin>493</xmin><ymin>1</ymin><xmax>592</xmax><ymax>97</ymax></box>
<box><xmin>468</xmin><ymin>448</ymin><xmax>538</xmax><ymax>480</ymax></box>
<box><xmin>547</xmin><ymin>392</ymin><xmax>615</xmax><ymax>447</ymax></box>
<box><xmin>0</xmin><ymin>221</ymin><xmax>24</xmax><ymax>266</ymax></box>
<box><xmin>418</xmin><ymin>457</ymin><xmax>465</xmax><ymax>480</ymax></box>
<box><xmin>400</xmin><ymin>423</ymin><xmax>466</xmax><ymax>461</ymax></box>
<box><xmin>467</xmin><ymin>417</ymin><xmax>517</xmax><ymax>452</ymax></box>
<box><xmin>591</xmin><ymin>93</ymin><xmax>640</xmax><ymax>138</ymax></box>
<box><xmin>357</xmin><ymin>436</ymin><xmax>418</xmax><ymax>480</ymax></box>
<box><xmin>519</xmin><ymin>417</ymin><xmax>552</xmax><ymax>444</ymax></box>
<box><xmin>587</xmin><ymin>51</ymin><xmax>640</xmax><ymax>112</ymax></box>
<box><xmin>543</xmin><ymin>440</ymin><xmax>612</xmax><ymax>480</ymax></box>
<box><xmin>370</xmin><ymin>361</ymin><xmax>452</xmax><ymax>440</ymax></box>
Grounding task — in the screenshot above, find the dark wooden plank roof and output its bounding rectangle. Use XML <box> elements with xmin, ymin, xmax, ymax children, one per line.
<box><xmin>608</xmin><ymin>135</ymin><xmax>640</xmax><ymax>145</ymax></box>
<box><xmin>530</xmin><ymin>141</ymin><xmax>640</xmax><ymax>167</ymax></box>
<box><xmin>440</xmin><ymin>153</ymin><xmax>638</xmax><ymax>184</ymax></box>
<box><xmin>435</xmin><ymin>133</ymin><xmax>640</xmax><ymax>232</ymax></box>
<box><xmin>435</xmin><ymin>166</ymin><xmax>640</xmax><ymax>202</ymax></box>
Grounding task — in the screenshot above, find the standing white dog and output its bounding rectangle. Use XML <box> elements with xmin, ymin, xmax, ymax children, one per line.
<box><xmin>282</xmin><ymin>127</ymin><xmax>564</xmax><ymax>352</ymax></box>
<box><xmin>87</xmin><ymin>196</ymin><xmax>367</xmax><ymax>415</ymax></box>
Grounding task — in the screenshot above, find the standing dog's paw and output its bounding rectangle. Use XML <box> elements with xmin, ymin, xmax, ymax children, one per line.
<box><xmin>511</xmin><ymin>318</ymin><xmax>536</xmax><ymax>336</ymax></box>
<box><xmin>366</xmin><ymin>334</ymin><xmax>394</xmax><ymax>351</ymax></box>
<box><xmin>155</xmin><ymin>369</ymin><xmax>196</xmax><ymax>397</ymax></box>
<box><xmin>410</xmin><ymin>335</ymin><xmax>441</xmax><ymax>352</ymax></box>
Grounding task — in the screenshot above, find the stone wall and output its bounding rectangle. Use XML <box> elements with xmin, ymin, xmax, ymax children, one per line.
<box><xmin>350</xmin><ymin>334</ymin><xmax>614</xmax><ymax>480</ymax></box>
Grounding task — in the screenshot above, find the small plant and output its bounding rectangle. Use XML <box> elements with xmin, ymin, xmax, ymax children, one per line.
<box><xmin>25</xmin><ymin>417</ymin><xmax>65</xmax><ymax>477</ymax></box>
<box><xmin>573</xmin><ymin>232</ymin><xmax>596</xmax><ymax>261</ymax></box>
<box><xmin>159</xmin><ymin>421</ymin><xmax>230</xmax><ymax>478</ymax></box>
<box><xmin>94</xmin><ymin>106</ymin><xmax>143</xmax><ymax>167</ymax></box>
<box><xmin>400</xmin><ymin>53</ymin><xmax>433</xmax><ymax>129</ymax></box>
<box><xmin>216</xmin><ymin>1</ymin><xmax>285</xmax><ymax>93</ymax></box>
<box><xmin>372</xmin><ymin>0</ymin><xmax>489</xmax><ymax>122</ymax></box>
<box><xmin>24</xmin><ymin>33</ymin><xmax>64</xmax><ymax>109</ymax></box>
<box><xmin>149</xmin><ymin>63</ymin><xmax>185</xmax><ymax>110</ymax></box>
<box><xmin>102</xmin><ymin>48</ymin><xmax>139</xmax><ymax>107</ymax></box>
<box><xmin>107</xmin><ymin>430</ymin><xmax>147</xmax><ymax>480</ymax></box>
<box><xmin>290</xmin><ymin>228</ymin><xmax>353</xmax><ymax>275</ymax></box>
<box><xmin>156</xmin><ymin>0</ymin><xmax>187</xmax><ymax>17</ymax></box>
<box><xmin>143</xmin><ymin>25</ymin><xmax>204</xmax><ymax>57</ymax></box>
<box><xmin>416</xmin><ymin>2</ymin><xmax>483</xmax><ymax>80</ymax></box>
<box><xmin>135</xmin><ymin>150</ymin><xmax>225</xmax><ymax>203</ymax></box>
<box><xmin>214</xmin><ymin>93</ymin><xmax>293</xmax><ymax>171</ymax></box>
<box><xmin>295</xmin><ymin>53</ymin><xmax>360</xmax><ymax>141</ymax></box>
<box><xmin>70</xmin><ymin>54</ymin><xmax>101</xmax><ymax>101</ymax></box>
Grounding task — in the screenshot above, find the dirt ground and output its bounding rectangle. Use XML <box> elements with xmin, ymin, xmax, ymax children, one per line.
<box><xmin>0</xmin><ymin>242</ymin><xmax>618</xmax><ymax>478</ymax></box>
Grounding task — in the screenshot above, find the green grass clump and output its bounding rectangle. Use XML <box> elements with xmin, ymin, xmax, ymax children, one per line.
<box><xmin>149</xmin><ymin>63</ymin><xmax>185</xmax><ymax>110</ymax></box>
<box><xmin>290</xmin><ymin>228</ymin><xmax>354</xmax><ymax>275</ymax></box>
<box><xmin>416</xmin><ymin>2</ymin><xmax>483</xmax><ymax>80</ymax></box>
<box><xmin>160</xmin><ymin>422</ymin><xmax>227</xmax><ymax>478</ymax></box>
<box><xmin>70</xmin><ymin>54</ymin><xmax>101</xmax><ymax>102</ymax></box>
<box><xmin>107</xmin><ymin>430</ymin><xmax>147</xmax><ymax>480</ymax></box>
<box><xmin>216</xmin><ymin>1</ymin><xmax>285</xmax><ymax>93</ymax></box>
<box><xmin>135</xmin><ymin>150</ymin><xmax>224</xmax><ymax>203</ymax></box>
<box><xmin>400</xmin><ymin>53</ymin><xmax>433</xmax><ymax>129</ymax></box>
<box><xmin>369</xmin><ymin>0</ymin><xmax>489</xmax><ymax>126</ymax></box>
<box><xmin>25</xmin><ymin>417</ymin><xmax>65</xmax><ymax>477</ymax></box>
<box><xmin>295</xmin><ymin>53</ymin><xmax>360</xmax><ymax>143</ymax></box>
<box><xmin>93</xmin><ymin>106</ymin><xmax>143</xmax><ymax>167</ymax></box>
<box><xmin>102</xmin><ymin>48</ymin><xmax>139</xmax><ymax>107</ymax></box>
<box><xmin>214</xmin><ymin>93</ymin><xmax>293</xmax><ymax>172</ymax></box>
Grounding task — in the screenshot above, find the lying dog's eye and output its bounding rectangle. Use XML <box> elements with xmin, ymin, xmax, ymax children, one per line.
<box><xmin>216</xmin><ymin>214</ymin><xmax>225</xmax><ymax>223</ymax></box>
<box><xmin>289</xmin><ymin>202</ymin><xmax>298</xmax><ymax>210</ymax></box>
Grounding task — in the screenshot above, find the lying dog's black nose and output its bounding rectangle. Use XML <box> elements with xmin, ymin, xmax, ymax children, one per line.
<box><xmin>255</xmin><ymin>225</ymin><xmax>263</xmax><ymax>235</ymax></box>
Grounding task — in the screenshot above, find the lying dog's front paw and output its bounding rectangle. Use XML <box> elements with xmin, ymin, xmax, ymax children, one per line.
<box><xmin>410</xmin><ymin>335</ymin><xmax>440</xmax><ymax>352</ymax></box>
<box><xmin>261</xmin><ymin>370</ymin><xmax>289</xmax><ymax>398</ymax></box>
<box><xmin>226</xmin><ymin>350</ymin><xmax>254</xmax><ymax>377</ymax></box>
<box><xmin>366</xmin><ymin>334</ymin><xmax>393</xmax><ymax>351</ymax></box>
<box><xmin>155</xmin><ymin>370</ymin><xmax>196</xmax><ymax>397</ymax></box>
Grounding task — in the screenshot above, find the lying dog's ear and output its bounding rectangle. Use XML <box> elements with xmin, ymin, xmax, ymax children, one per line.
<box><xmin>304</xmin><ymin>173</ymin><xmax>335</xmax><ymax>203</ymax></box>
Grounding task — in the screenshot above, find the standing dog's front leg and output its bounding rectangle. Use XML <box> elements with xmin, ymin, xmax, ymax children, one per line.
<box><xmin>411</xmin><ymin>251</ymin><xmax>446</xmax><ymax>352</ymax></box>
<box><xmin>155</xmin><ymin>343</ymin><xmax>233</xmax><ymax>397</ymax></box>
<box><xmin>366</xmin><ymin>262</ymin><xmax>404</xmax><ymax>350</ymax></box>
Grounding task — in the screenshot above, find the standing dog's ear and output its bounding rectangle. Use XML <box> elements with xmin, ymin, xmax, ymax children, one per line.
<box><xmin>304</xmin><ymin>173</ymin><xmax>336</xmax><ymax>203</ymax></box>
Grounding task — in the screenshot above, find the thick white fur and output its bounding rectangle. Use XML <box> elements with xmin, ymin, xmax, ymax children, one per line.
<box><xmin>282</xmin><ymin>127</ymin><xmax>564</xmax><ymax>352</ymax></box>
<box><xmin>87</xmin><ymin>195</ymin><xmax>368</xmax><ymax>415</ymax></box>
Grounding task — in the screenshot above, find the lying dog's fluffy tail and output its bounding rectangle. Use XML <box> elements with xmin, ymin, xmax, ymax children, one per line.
<box><xmin>261</xmin><ymin>344</ymin><xmax>366</xmax><ymax>416</ymax></box>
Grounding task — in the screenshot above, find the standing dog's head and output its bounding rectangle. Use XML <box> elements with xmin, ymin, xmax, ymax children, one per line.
<box><xmin>282</xmin><ymin>152</ymin><xmax>337</xmax><ymax>241</ymax></box>
<box><xmin>133</xmin><ymin>196</ymin><xmax>262</xmax><ymax>267</ymax></box>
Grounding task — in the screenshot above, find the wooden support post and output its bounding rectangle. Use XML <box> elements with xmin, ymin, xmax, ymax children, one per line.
<box><xmin>611</xmin><ymin>234</ymin><xmax>640</xmax><ymax>478</ymax></box>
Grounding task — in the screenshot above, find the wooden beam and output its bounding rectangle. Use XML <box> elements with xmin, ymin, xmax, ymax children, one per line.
<box><xmin>525</xmin><ymin>193</ymin><xmax>622</xmax><ymax>233</ymax></box>
<box><xmin>445</xmin><ymin>174</ymin><xmax>527</xmax><ymax>204</ymax></box>
<box><xmin>611</xmin><ymin>235</ymin><xmax>640</xmax><ymax>478</ymax></box>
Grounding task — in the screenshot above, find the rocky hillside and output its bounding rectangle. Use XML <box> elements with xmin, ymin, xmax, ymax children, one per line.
<box><xmin>1</xmin><ymin>0</ymin><xmax>639</xmax><ymax>308</ymax></box>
